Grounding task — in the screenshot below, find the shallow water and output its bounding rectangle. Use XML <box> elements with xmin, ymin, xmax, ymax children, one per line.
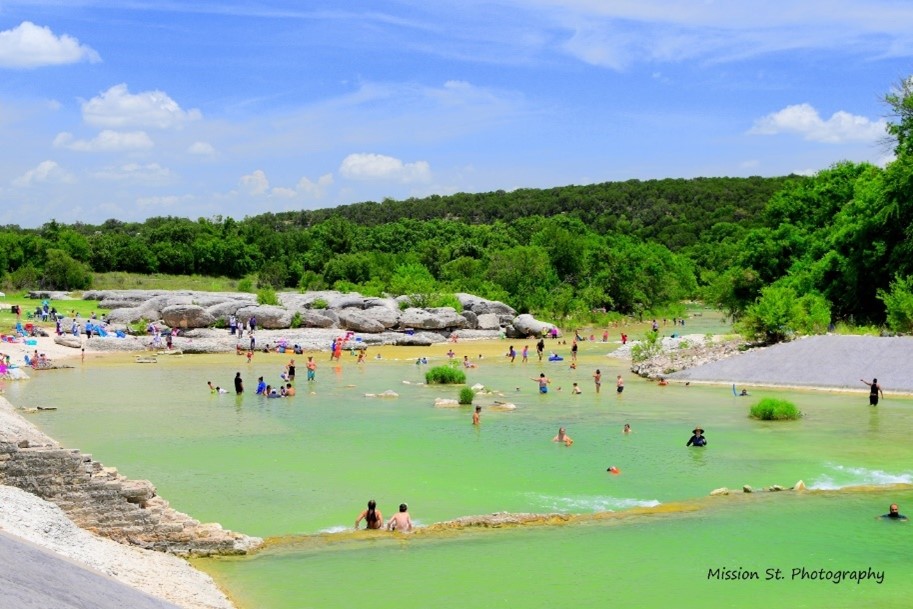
<box><xmin>8</xmin><ymin>333</ymin><xmax>913</xmax><ymax>609</ymax></box>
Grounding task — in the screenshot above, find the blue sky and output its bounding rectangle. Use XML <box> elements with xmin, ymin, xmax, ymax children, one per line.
<box><xmin>0</xmin><ymin>1</ymin><xmax>911</xmax><ymax>227</ymax></box>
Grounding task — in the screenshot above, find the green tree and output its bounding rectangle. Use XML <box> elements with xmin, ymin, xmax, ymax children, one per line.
<box><xmin>878</xmin><ymin>275</ymin><xmax>913</xmax><ymax>333</ymax></box>
<box><xmin>42</xmin><ymin>248</ymin><xmax>92</xmax><ymax>290</ymax></box>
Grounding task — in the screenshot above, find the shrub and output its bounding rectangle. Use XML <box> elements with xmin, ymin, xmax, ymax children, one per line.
<box><xmin>631</xmin><ymin>330</ymin><xmax>662</xmax><ymax>363</ymax></box>
<box><xmin>290</xmin><ymin>311</ymin><xmax>303</xmax><ymax>329</ymax></box>
<box><xmin>311</xmin><ymin>298</ymin><xmax>329</xmax><ymax>309</ymax></box>
<box><xmin>458</xmin><ymin>387</ymin><xmax>475</xmax><ymax>405</ymax></box>
<box><xmin>425</xmin><ymin>365</ymin><xmax>467</xmax><ymax>385</ymax></box>
<box><xmin>213</xmin><ymin>317</ymin><xmax>228</xmax><ymax>329</ymax></box>
<box><xmin>257</xmin><ymin>287</ymin><xmax>279</xmax><ymax>306</ymax></box>
<box><xmin>750</xmin><ymin>398</ymin><xmax>801</xmax><ymax>421</ymax></box>
<box><xmin>237</xmin><ymin>277</ymin><xmax>254</xmax><ymax>293</ymax></box>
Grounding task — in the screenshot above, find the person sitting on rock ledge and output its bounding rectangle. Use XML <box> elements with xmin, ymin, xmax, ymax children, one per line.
<box><xmin>387</xmin><ymin>503</ymin><xmax>413</xmax><ymax>532</ymax></box>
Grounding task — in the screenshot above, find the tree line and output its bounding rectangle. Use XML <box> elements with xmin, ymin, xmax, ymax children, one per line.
<box><xmin>3</xmin><ymin>77</ymin><xmax>913</xmax><ymax>338</ymax></box>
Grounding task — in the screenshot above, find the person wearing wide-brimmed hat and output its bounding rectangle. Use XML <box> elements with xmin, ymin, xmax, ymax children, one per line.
<box><xmin>686</xmin><ymin>426</ymin><xmax>707</xmax><ymax>447</ymax></box>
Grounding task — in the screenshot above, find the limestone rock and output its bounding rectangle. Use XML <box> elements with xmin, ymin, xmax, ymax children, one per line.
<box><xmin>793</xmin><ymin>480</ymin><xmax>806</xmax><ymax>491</ymax></box>
<box><xmin>236</xmin><ymin>305</ymin><xmax>292</xmax><ymax>329</ymax></box>
<box><xmin>476</xmin><ymin>313</ymin><xmax>501</xmax><ymax>331</ymax></box>
<box><xmin>709</xmin><ymin>487</ymin><xmax>729</xmax><ymax>496</ymax></box>
<box><xmin>395</xmin><ymin>331</ymin><xmax>447</xmax><ymax>346</ymax></box>
<box><xmin>512</xmin><ymin>314</ymin><xmax>552</xmax><ymax>337</ymax></box>
<box><xmin>294</xmin><ymin>309</ymin><xmax>337</xmax><ymax>329</ymax></box>
<box><xmin>399</xmin><ymin>307</ymin><xmax>467</xmax><ymax>330</ymax></box>
<box><xmin>456</xmin><ymin>293</ymin><xmax>516</xmax><ymax>317</ymax></box>
<box><xmin>460</xmin><ymin>310</ymin><xmax>479</xmax><ymax>329</ymax></box>
<box><xmin>162</xmin><ymin>304</ymin><xmax>215</xmax><ymax>329</ymax></box>
<box><xmin>742</xmin><ymin>485</ymin><xmax>753</xmax><ymax>493</ymax></box>
<box><xmin>768</xmin><ymin>484</ymin><xmax>784</xmax><ymax>492</ymax></box>
<box><xmin>434</xmin><ymin>398</ymin><xmax>460</xmax><ymax>408</ymax></box>
<box><xmin>328</xmin><ymin>293</ymin><xmax>366</xmax><ymax>310</ymax></box>
<box><xmin>365</xmin><ymin>390</ymin><xmax>399</xmax><ymax>398</ymax></box>
<box><xmin>336</xmin><ymin>309</ymin><xmax>387</xmax><ymax>333</ymax></box>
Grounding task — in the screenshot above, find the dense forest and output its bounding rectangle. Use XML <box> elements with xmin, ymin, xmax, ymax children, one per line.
<box><xmin>3</xmin><ymin>78</ymin><xmax>913</xmax><ymax>339</ymax></box>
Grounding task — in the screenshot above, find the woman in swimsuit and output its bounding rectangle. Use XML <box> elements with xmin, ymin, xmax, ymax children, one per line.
<box><xmin>355</xmin><ymin>499</ymin><xmax>383</xmax><ymax>530</ymax></box>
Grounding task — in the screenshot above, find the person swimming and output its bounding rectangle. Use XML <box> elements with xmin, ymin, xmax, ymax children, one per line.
<box><xmin>355</xmin><ymin>499</ymin><xmax>384</xmax><ymax>530</ymax></box>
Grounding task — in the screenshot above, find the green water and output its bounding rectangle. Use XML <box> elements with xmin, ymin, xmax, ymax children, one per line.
<box><xmin>8</xmin><ymin>337</ymin><xmax>913</xmax><ymax>609</ymax></box>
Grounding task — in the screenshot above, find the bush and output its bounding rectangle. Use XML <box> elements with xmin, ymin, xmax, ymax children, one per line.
<box><xmin>631</xmin><ymin>330</ymin><xmax>662</xmax><ymax>363</ymax></box>
<box><xmin>237</xmin><ymin>277</ymin><xmax>254</xmax><ymax>293</ymax></box>
<box><xmin>458</xmin><ymin>387</ymin><xmax>475</xmax><ymax>404</ymax></box>
<box><xmin>425</xmin><ymin>365</ymin><xmax>467</xmax><ymax>385</ymax></box>
<box><xmin>750</xmin><ymin>398</ymin><xmax>801</xmax><ymax>420</ymax></box>
<box><xmin>311</xmin><ymin>298</ymin><xmax>329</xmax><ymax>309</ymax></box>
<box><xmin>257</xmin><ymin>287</ymin><xmax>279</xmax><ymax>306</ymax></box>
<box><xmin>290</xmin><ymin>311</ymin><xmax>303</xmax><ymax>329</ymax></box>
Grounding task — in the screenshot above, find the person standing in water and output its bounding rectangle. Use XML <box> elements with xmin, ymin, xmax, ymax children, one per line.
<box><xmin>686</xmin><ymin>426</ymin><xmax>707</xmax><ymax>447</ymax></box>
<box><xmin>234</xmin><ymin>372</ymin><xmax>243</xmax><ymax>394</ymax></box>
<box><xmin>552</xmin><ymin>427</ymin><xmax>573</xmax><ymax>446</ymax></box>
<box><xmin>355</xmin><ymin>500</ymin><xmax>384</xmax><ymax>530</ymax></box>
<box><xmin>616</xmin><ymin>375</ymin><xmax>624</xmax><ymax>394</ymax></box>
<box><xmin>387</xmin><ymin>503</ymin><xmax>413</xmax><ymax>532</ymax></box>
<box><xmin>860</xmin><ymin>378</ymin><xmax>884</xmax><ymax>406</ymax></box>
<box><xmin>306</xmin><ymin>356</ymin><xmax>317</xmax><ymax>381</ymax></box>
<box><xmin>472</xmin><ymin>405</ymin><xmax>481</xmax><ymax>425</ymax></box>
<box><xmin>593</xmin><ymin>369</ymin><xmax>602</xmax><ymax>394</ymax></box>
<box><xmin>536</xmin><ymin>338</ymin><xmax>545</xmax><ymax>361</ymax></box>
<box><xmin>531</xmin><ymin>373</ymin><xmax>551</xmax><ymax>394</ymax></box>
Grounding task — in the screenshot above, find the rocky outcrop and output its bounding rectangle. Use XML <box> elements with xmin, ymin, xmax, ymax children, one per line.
<box><xmin>399</xmin><ymin>307</ymin><xmax>467</xmax><ymax>330</ymax></box>
<box><xmin>626</xmin><ymin>335</ymin><xmax>747</xmax><ymax>379</ymax></box>
<box><xmin>161</xmin><ymin>305</ymin><xmax>214</xmax><ymax>330</ymax></box>
<box><xmin>236</xmin><ymin>305</ymin><xmax>292</xmax><ymax>329</ymax></box>
<box><xmin>89</xmin><ymin>290</ymin><xmax>550</xmax><ymax>344</ymax></box>
<box><xmin>336</xmin><ymin>309</ymin><xmax>387</xmax><ymax>333</ymax></box>
<box><xmin>512</xmin><ymin>313</ymin><xmax>552</xmax><ymax>337</ymax></box>
<box><xmin>0</xmin><ymin>400</ymin><xmax>260</xmax><ymax>556</ymax></box>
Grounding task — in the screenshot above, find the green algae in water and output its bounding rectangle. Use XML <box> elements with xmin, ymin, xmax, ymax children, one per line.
<box><xmin>10</xmin><ymin>344</ymin><xmax>913</xmax><ymax>609</ymax></box>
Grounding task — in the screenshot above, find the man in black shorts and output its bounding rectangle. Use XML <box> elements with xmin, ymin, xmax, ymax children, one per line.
<box><xmin>860</xmin><ymin>378</ymin><xmax>883</xmax><ymax>406</ymax></box>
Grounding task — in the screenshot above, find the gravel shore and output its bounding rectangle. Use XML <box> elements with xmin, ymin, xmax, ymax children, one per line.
<box><xmin>668</xmin><ymin>335</ymin><xmax>913</xmax><ymax>393</ymax></box>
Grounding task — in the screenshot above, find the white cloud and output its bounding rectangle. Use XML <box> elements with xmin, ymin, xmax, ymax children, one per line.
<box><xmin>54</xmin><ymin>130</ymin><xmax>154</xmax><ymax>152</ymax></box>
<box><xmin>93</xmin><ymin>163</ymin><xmax>173</xmax><ymax>183</ymax></box>
<box><xmin>339</xmin><ymin>153</ymin><xmax>431</xmax><ymax>183</ymax></box>
<box><xmin>749</xmin><ymin>103</ymin><xmax>887</xmax><ymax>143</ymax></box>
<box><xmin>187</xmin><ymin>141</ymin><xmax>216</xmax><ymax>155</ymax></box>
<box><xmin>240</xmin><ymin>169</ymin><xmax>269</xmax><ymax>195</ymax></box>
<box><xmin>270</xmin><ymin>187</ymin><xmax>297</xmax><ymax>199</ymax></box>
<box><xmin>11</xmin><ymin>160</ymin><xmax>73</xmax><ymax>187</ymax></box>
<box><xmin>0</xmin><ymin>21</ymin><xmax>100</xmax><ymax>69</ymax></box>
<box><xmin>296</xmin><ymin>173</ymin><xmax>334</xmax><ymax>197</ymax></box>
<box><xmin>82</xmin><ymin>83</ymin><xmax>202</xmax><ymax>129</ymax></box>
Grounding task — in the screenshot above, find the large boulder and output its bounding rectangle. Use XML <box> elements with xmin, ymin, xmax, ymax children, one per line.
<box><xmin>336</xmin><ymin>309</ymin><xmax>386</xmax><ymax>333</ymax></box>
<box><xmin>475</xmin><ymin>313</ymin><xmax>501</xmax><ymax>331</ymax></box>
<box><xmin>295</xmin><ymin>309</ymin><xmax>337</xmax><ymax>329</ymax></box>
<box><xmin>327</xmin><ymin>293</ymin><xmax>366</xmax><ymax>310</ymax></box>
<box><xmin>104</xmin><ymin>307</ymin><xmax>150</xmax><ymax>324</ymax></box>
<box><xmin>359</xmin><ymin>307</ymin><xmax>400</xmax><ymax>329</ymax></box>
<box><xmin>206</xmin><ymin>300</ymin><xmax>254</xmax><ymax>320</ymax></box>
<box><xmin>460</xmin><ymin>310</ymin><xmax>479</xmax><ymax>329</ymax></box>
<box><xmin>162</xmin><ymin>304</ymin><xmax>215</xmax><ymax>329</ymax></box>
<box><xmin>456</xmin><ymin>293</ymin><xmax>516</xmax><ymax>317</ymax></box>
<box><xmin>363</xmin><ymin>297</ymin><xmax>399</xmax><ymax>311</ymax></box>
<box><xmin>399</xmin><ymin>307</ymin><xmax>467</xmax><ymax>330</ymax></box>
<box><xmin>236</xmin><ymin>305</ymin><xmax>292</xmax><ymax>329</ymax></box>
<box><xmin>512</xmin><ymin>314</ymin><xmax>552</xmax><ymax>337</ymax></box>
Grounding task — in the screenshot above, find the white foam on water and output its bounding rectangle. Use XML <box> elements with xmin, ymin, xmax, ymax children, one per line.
<box><xmin>320</xmin><ymin>525</ymin><xmax>351</xmax><ymax>534</ymax></box>
<box><xmin>809</xmin><ymin>464</ymin><xmax>913</xmax><ymax>490</ymax></box>
<box><xmin>530</xmin><ymin>493</ymin><xmax>660</xmax><ymax>513</ymax></box>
